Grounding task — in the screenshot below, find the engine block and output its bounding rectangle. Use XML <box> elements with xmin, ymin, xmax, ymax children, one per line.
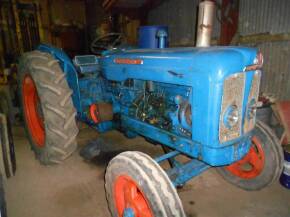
<box><xmin>110</xmin><ymin>79</ymin><xmax>192</xmax><ymax>138</ymax></box>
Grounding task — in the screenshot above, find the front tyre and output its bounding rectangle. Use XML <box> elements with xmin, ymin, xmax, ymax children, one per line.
<box><xmin>18</xmin><ymin>50</ymin><xmax>78</xmax><ymax>165</ymax></box>
<box><xmin>105</xmin><ymin>151</ymin><xmax>186</xmax><ymax>217</ymax></box>
<box><xmin>217</xmin><ymin>121</ymin><xmax>283</xmax><ymax>190</ymax></box>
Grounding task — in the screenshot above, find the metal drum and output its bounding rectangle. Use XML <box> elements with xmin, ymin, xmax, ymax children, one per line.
<box><xmin>280</xmin><ymin>145</ymin><xmax>290</xmax><ymax>189</ymax></box>
<box><xmin>138</xmin><ymin>25</ymin><xmax>168</xmax><ymax>48</ymax></box>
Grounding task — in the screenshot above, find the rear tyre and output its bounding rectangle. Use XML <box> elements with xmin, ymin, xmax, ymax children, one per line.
<box><xmin>18</xmin><ymin>50</ymin><xmax>78</xmax><ymax>165</ymax></box>
<box><xmin>217</xmin><ymin>121</ymin><xmax>283</xmax><ymax>190</ymax></box>
<box><xmin>105</xmin><ymin>151</ymin><xmax>186</xmax><ymax>217</ymax></box>
<box><xmin>0</xmin><ymin>88</ymin><xmax>15</xmax><ymax>125</ymax></box>
<box><xmin>0</xmin><ymin>174</ymin><xmax>7</xmax><ymax>217</ymax></box>
<box><xmin>0</xmin><ymin>114</ymin><xmax>16</xmax><ymax>178</ymax></box>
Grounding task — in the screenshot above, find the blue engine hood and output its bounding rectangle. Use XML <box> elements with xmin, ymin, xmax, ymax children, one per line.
<box><xmin>100</xmin><ymin>46</ymin><xmax>257</xmax><ymax>85</ymax></box>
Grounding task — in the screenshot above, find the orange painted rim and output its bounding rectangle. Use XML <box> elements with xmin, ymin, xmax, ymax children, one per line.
<box><xmin>226</xmin><ymin>136</ymin><xmax>265</xmax><ymax>179</ymax></box>
<box><xmin>89</xmin><ymin>104</ymin><xmax>99</xmax><ymax>123</ymax></box>
<box><xmin>114</xmin><ymin>175</ymin><xmax>153</xmax><ymax>217</ymax></box>
<box><xmin>22</xmin><ymin>74</ymin><xmax>45</xmax><ymax>147</ymax></box>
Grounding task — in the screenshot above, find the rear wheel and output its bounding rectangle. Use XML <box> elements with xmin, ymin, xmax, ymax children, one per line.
<box><xmin>0</xmin><ymin>114</ymin><xmax>16</xmax><ymax>178</ymax></box>
<box><xmin>217</xmin><ymin>121</ymin><xmax>283</xmax><ymax>190</ymax></box>
<box><xmin>105</xmin><ymin>151</ymin><xmax>186</xmax><ymax>217</ymax></box>
<box><xmin>0</xmin><ymin>86</ymin><xmax>15</xmax><ymax>125</ymax></box>
<box><xmin>0</xmin><ymin>174</ymin><xmax>7</xmax><ymax>217</ymax></box>
<box><xmin>18</xmin><ymin>50</ymin><xmax>78</xmax><ymax>164</ymax></box>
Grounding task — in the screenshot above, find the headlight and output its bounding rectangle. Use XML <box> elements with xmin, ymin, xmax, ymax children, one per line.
<box><xmin>223</xmin><ymin>105</ymin><xmax>239</xmax><ymax>129</ymax></box>
<box><xmin>219</xmin><ymin>73</ymin><xmax>245</xmax><ymax>143</ymax></box>
<box><xmin>247</xmin><ymin>99</ymin><xmax>257</xmax><ymax>119</ymax></box>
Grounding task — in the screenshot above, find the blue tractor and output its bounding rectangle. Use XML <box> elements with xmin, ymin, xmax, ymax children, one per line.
<box><xmin>17</xmin><ymin>2</ymin><xmax>283</xmax><ymax>216</ymax></box>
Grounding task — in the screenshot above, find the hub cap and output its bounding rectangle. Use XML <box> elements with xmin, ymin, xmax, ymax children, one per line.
<box><xmin>226</xmin><ymin>136</ymin><xmax>265</xmax><ymax>179</ymax></box>
<box><xmin>114</xmin><ymin>176</ymin><xmax>153</xmax><ymax>217</ymax></box>
<box><xmin>22</xmin><ymin>75</ymin><xmax>45</xmax><ymax>147</ymax></box>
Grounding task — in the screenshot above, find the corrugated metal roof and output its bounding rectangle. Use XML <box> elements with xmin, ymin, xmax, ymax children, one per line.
<box><xmin>148</xmin><ymin>0</ymin><xmax>290</xmax><ymax>44</ymax></box>
<box><xmin>239</xmin><ymin>0</ymin><xmax>290</xmax><ymax>35</ymax></box>
<box><xmin>252</xmin><ymin>41</ymin><xmax>290</xmax><ymax>100</ymax></box>
<box><xmin>148</xmin><ymin>0</ymin><xmax>221</xmax><ymax>46</ymax></box>
<box><xmin>239</xmin><ymin>0</ymin><xmax>290</xmax><ymax>100</ymax></box>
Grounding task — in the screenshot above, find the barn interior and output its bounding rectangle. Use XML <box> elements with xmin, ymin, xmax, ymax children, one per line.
<box><xmin>0</xmin><ymin>0</ymin><xmax>290</xmax><ymax>217</ymax></box>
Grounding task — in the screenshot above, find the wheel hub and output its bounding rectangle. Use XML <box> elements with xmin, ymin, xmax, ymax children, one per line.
<box><xmin>114</xmin><ymin>175</ymin><xmax>153</xmax><ymax>217</ymax></box>
<box><xmin>123</xmin><ymin>208</ymin><xmax>135</xmax><ymax>217</ymax></box>
<box><xmin>226</xmin><ymin>136</ymin><xmax>265</xmax><ymax>179</ymax></box>
<box><xmin>22</xmin><ymin>74</ymin><xmax>45</xmax><ymax>147</ymax></box>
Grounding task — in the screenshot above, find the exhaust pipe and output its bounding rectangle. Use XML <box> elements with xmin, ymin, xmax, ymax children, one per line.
<box><xmin>196</xmin><ymin>1</ymin><xmax>215</xmax><ymax>47</ymax></box>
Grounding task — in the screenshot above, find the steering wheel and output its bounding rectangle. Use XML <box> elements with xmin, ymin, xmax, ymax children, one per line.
<box><xmin>90</xmin><ymin>33</ymin><xmax>123</xmax><ymax>55</ymax></box>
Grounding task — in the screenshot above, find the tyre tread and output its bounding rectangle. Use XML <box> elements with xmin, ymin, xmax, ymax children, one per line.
<box><xmin>18</xmin><ymin>50</ymin><xmax>78</xmax><ymax>165</ymax></box>
<box><xmin>217</xmin><ymin>121</ymin><xmax>284</xmax><ymax>190</ymax></box>
<box><xmin>105</xmin><ymin>151</ymin><xmax>186</xmax><ymax>217</ymax></box>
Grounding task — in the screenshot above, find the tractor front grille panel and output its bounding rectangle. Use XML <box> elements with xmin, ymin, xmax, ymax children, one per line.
<box><xmin>219</xmin><ymin>70</ymin><xmax>262</xmax><ymax>143</ymax></box>
<box><xmin>244</xmin><ymin>70</ymin><xmax>262</xmax><ymax>133</ymax></box>
<box><xmin>219</xmin><ymin>73</ymin><xmax>245</xmax><ymax>143</ymax></box>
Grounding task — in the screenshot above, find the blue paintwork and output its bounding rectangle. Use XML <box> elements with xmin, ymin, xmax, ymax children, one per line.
<box><xmin>155</xmin><ymin>150</ymin><xmax>209</xmax><ymax>186</ymax></box>
<box><xmin>167</xmin><ymin>159</ymin><xmax>210</xmax><ymax>186</ymax></box>
<box><xmin>155</xmin><ymin>150</ymin><xmax>180</xmax><ymax>163</ymax></box>
<box><xmin>157</xmin><ymin>29</ymin><xmax>168</xmax><ymax>49</ymax></box>
<box><xmin>100</xmin><ymin>47</ymin><xmax>256</xmax><ymax>164</ymax></box>
<box><xmin>122</xmin><ymin>115</ymin><xmax>251</xmax><ymax>165</ymax></box>
<box><xmin>123</xmin><ymin>208</ymin><xmax>135</xmax><ymax>217</ymax></box>
<box><xmin>280</xmin><ymin>148</ymin><xmax>290</xmax><ymax>189</ymax></box>
<box><xmin>280</xmin><ymin>173</ymin><xmax>290</xmax><ymax>189</ymax></box>
<box><xmin>37</xmin><ymin>44</ymin><xmax>112</xmax><ymax>132</ymax></box>
<box><xmin>36</xmin><ymin>44</ymin><xmax>259</xmax><ymax>184</ymax></box>
<box><xmin>138</xmin><ymin>25</ymin><xmax>168</xmax><ymax>48</ymax></box>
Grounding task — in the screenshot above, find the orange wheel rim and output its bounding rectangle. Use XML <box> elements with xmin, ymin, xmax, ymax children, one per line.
<box><xmin>226</xmin><ymin>136</ymin><xmax>265</xmax><ymax>179</ymax></box>
<box><xmin>22</xmin><ymin>74</ymin><xmax>45</xmax><ymax>147</ymax></box>
<box><xmin>89</xmin><ymin>104</ymin><xmax>100</xmax><ymax>123</ymax></box>
<box><xmin>114</xmin><ymin>175</ymin><xmax>153</xmax><ymax>217</ymax></box>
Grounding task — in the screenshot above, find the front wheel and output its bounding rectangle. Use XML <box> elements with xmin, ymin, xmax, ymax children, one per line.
<box><xmin>105</xmin><ymin>151</ymin><xmax>186</xmax><ymax>217</ymax></box>
<box><xmin>217</xmin><ymin>121</ymin><xmax>283</xmax><ymax>190</ymax></box>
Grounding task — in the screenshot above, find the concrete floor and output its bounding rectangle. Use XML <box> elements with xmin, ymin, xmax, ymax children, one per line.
<box><xmin>6</xmin><ymin>124</ymin><xmax>290</xmax><ymax>217</ymax></box>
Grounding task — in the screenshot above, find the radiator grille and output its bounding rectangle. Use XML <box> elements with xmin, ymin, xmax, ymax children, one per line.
<box><xmin>244</xmin><ymin>70</ymin><xmax>262</xmax><ymax>133</ymax></box>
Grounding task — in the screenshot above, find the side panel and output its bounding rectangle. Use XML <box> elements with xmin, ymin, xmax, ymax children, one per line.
<box><xmin>121</xmin><ymin>115</ymin><xmax>252</xmax><ymax>166</ymax></box>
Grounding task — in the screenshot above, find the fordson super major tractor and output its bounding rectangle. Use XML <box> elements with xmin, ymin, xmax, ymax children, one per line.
<box><xmin>17</xmin><ymin>1</ymin><xmax>283</xmax><ymax>217</ymax></box>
